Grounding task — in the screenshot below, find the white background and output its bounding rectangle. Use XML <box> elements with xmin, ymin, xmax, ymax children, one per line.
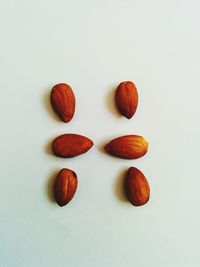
<box><xmin>0</xmin><ymin>1</ymin><xmax>200</xmax><ymax>266</ymax></box>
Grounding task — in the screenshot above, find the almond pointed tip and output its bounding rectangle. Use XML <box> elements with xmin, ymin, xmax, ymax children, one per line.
<box><xmin>104</xmin><ymin>144</ymin><xmax>109</xmax><ymax>152</ymax></box>
<box><xmin>90</xmin><ymin>140</ymin><xmax>94</xmax><ymax>146</ymax></box>
<box><xmin>125</xmin><ymin>114</ymin><xmax>133</xmax><ymax>119</ymax></box>
<box><xmin>57</xmin><ymin>203</ymin><xmax>65</xmax><ymax>207</ymax></box>
<box><xmin>62</xmin><ymin>117</ymin><xmax>72</xmax><ymax>123</ymax></box>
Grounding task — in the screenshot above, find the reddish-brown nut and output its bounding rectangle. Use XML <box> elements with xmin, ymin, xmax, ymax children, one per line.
<box><xmin>50</xmin><ymin>83</ymin><xmax>75</xmax><ymax>123</ymax></box>
<box><xmin>54</xmin><ymin>168</ymin><xmax>78</xmax><ymax>207</ymax></box>
<box><xmin>125</xmin><ymin>167</ymin><xmax>150</xmax><ymax>206</ymax></box>
<box><xmin>115</xmin><ymin>81</ymin><xmax>138</xmax><ymax>119</ymax></box>
<box><xmin>105</xmin><ymin>135</ymin><xmax>148</xmax><ymax>159</ymax></box>
<box><xmin>52</xmin><ymin>134</ymin><xmax>94</xmax><ymax>158</ymax></box>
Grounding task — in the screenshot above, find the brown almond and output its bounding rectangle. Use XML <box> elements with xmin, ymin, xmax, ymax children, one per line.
<box><xmin>115</xmin><ymin>81</ymin><xmax>138</xmax><ymax>119</ymax></box>
<box><xmin>54</xmin><ymin>168</ymin><xmax>78</xmax><ymax>207</ymax></box>
<box><xmin>125</xmin><ymin>167</ymin><xmax>150</xmax><ymax>206</ymax></box>
<box><xmin>52</xmin><ymin>134</ymin><xmax>94</xmax><ymax>158</ymax></box>
<box><xmin>50</xmin><ymin>83</ymin><xmax>75</xmax><ymax>123</ymax></box>
<box><xmin>105</xmin><ymin>135</ymin><xmax>148</xmax><ymax>159</ymax></box>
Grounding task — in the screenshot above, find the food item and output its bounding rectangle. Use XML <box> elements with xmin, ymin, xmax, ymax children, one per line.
<box><xmin>50</xmin><ymin>83</ymin><xmax>75</xmax><ymax>123</ymax></box>
<box><xmin>54</xmin><ymin>168</ymin><xmax>78</xmax><ymax>206</ymax></box>
<box><xmin>52</xmin><ymin>134</ymin><xmax>94</xmax><ymax>158</ymax></box>
<box><xmin>115</xmin><ymin>81</ymin><xmax>138</xmax><ymax>119</ymax></box>
<box><xmin>105</xmin><ymin>135</ymin><xmax>148</xmax><ymax>159</ymax></box>
<box><xmin>125</xmin><ymin>167</ymin><xmax>150</xmax><ymax>206</ymax></box>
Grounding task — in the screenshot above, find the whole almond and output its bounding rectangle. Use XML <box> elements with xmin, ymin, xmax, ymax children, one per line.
<box><xmin>125</xmin><ymin>167</ymin><xmax>150</xmax><ymax>206</ymax></box>
<box><xmin>115</xmin><ymin>81</ymin><xmax>138</xmax><ymax>119</ymax></box>
<box><xmin>52</xmin><ymin>134</ymin><xmax>94</xmax><ymax>158</ymax></box>
<box><xmin>54</xmin><ymin>168</ymin><xmax>78</xmax><ymax>207</ymax></box>
<box><xmin>50</xmin><ymin>83</ymin><xmax>75</xmax><ymax>123</ymax></box>
<box><xmin>105</xmin><ymin>135</ymin><xmax>148</xmax><ymax>159</ymax></box>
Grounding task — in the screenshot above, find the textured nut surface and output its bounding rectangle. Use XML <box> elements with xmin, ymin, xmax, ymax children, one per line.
<box><xmin>50</xmin><ymin>83</ymin><xmax>75</xmax><ymax>123</ymax></box>
<box><xmin>125</xmin><ymin>167</ymin><xmax>150</xmax><ymax>206</ymax></box>
<box><xmin>105</xmin><ymin>135</ymin><xmax>148</xmax><ymax>159</ymax></box>
<box><xmin>115</xmin><ymin>81</ymin><xmax>138</xmax><ymax>119</ymax></box>
<box><xmin>54</xmin><ymin>168</ymin><xmax>78</xmax><ymax>207</ymax></box>
<box><xmin>52</xmin><ymin>134</ymin><xmax>94</xmax><ymax>158</ymax></box>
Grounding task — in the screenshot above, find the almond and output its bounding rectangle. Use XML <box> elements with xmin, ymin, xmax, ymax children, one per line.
<box><xmin>105</xmin><ymin>135</ymin><xmax>148</xmax><ymax>159</ymax></box>
<box><xmin>115</xmin><ymin>81</ymin><xmax>138</xmax><ymax>119</ymax></box>
<box><xmin>54</xmin><ymin>168</ymin><xmax>78</xmax><ymax>207</ymax></box>
<box><xmin>52</xmin><ymin>134</ymin><xmax>94</xmax><ymax>158</ymax></box>
<box><xmin>50</xmin><ymin>83</ymin><xmax>75</xmax><ymax>123</ymax></box>
<box><xmin>125</xmin><ymin>167</ymin><xmax>150</xmax><ymax>206</ymax></box>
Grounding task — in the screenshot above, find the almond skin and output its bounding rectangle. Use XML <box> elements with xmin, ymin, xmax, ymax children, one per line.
<box><xmin>115</xmin><ymin>81</ymin><xmax>138</xmax><ymax>119</ymax></box>
<box><xmin>52</xmin><ymin>134</ymin><xmax>94</xmax><ymax>158</ymax></box>
<box><xmin>54</xmin><ymin>168</ymin><xmax>78</xmax><ymax>207</ymax></box>
<box><xmin>50</xmin><ymin>83</ymin><xmax>75</xmax><ymax>123</ymax></box>
<box><xmin>125</xmin><ymin>167</ymin><xmax>150</xmax><ymax>206</ymax></box>
<box><xmin>105</xmin><ymin>135</ymin><xmax>148</xmax><ymax>159</ymax></box>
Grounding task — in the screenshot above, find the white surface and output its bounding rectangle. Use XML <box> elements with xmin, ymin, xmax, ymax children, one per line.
<box><xmin>0</xmin><ymin>1</ymin><xmax>200</xmax><ymax>266</ymax></box>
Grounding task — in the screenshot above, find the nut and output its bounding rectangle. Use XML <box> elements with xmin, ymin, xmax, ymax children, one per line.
<box><xmin>105</xmin><ymin>135</ymin><xmax>148</xmax><ymax>159</ymax></box>
<box><xmin>115</xmin><ymin>81</ymin><xmax>138</xmax><ymax>119</ymax></box>
<box><xmin>125</xmin><ymin>167</ymin><xmax>150</xmax><ymax>206</ymax></box>
<box><xmin>54</xmin><ymin>168</ymin><xmax>78</xmax><ymax>207</ymax></box>
<box><xmin>50</xmin><ymin>83</ymin><xmax>75</xmax><ymax>123</ymax></box>
<box><xmin>52</xmin><ymin>134</ymin><xmax>94</xmax><ymax>158</ymax></box>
